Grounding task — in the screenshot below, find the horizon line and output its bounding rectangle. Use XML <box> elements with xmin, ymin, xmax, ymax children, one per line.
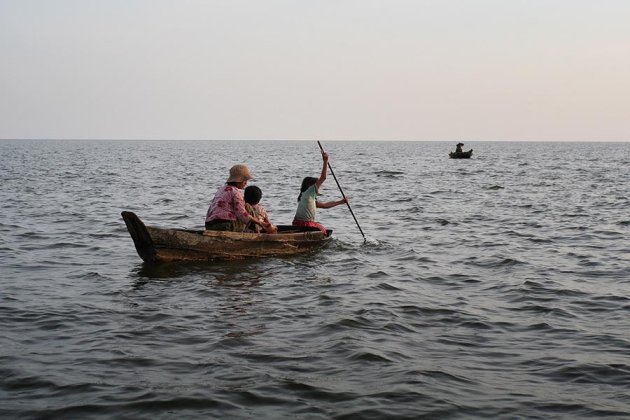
<box><xmin>1</xmin><ymin>138</ymin><xmax>628</xmax><ymax>143</ymax></box>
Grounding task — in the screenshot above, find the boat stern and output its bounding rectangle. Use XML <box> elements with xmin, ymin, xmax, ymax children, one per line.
<box><xmin>121</xmin><ymin>211</ymin><xmax>157</xmax><ymax>263</ymax></box>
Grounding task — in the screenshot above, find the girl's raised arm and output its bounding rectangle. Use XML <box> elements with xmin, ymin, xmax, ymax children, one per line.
<box><xmin>315</xmin><ymin>151</ymin><xmax>329</xmax><ymax>190</ymax></box>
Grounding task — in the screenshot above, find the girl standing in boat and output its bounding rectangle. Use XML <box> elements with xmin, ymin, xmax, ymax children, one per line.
<box><xmin>293</xmin><ymin>150</ymin><xmax>347</xmax><ymax>235</ymax></box>
<box><xmin>205</xmin><ymin>164</ymin><xmax>267</xmax><ymax>232</ymax></box>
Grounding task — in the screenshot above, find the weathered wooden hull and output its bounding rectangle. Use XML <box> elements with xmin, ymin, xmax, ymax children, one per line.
<box><xmin>449</xmin><ymin>149</ymin><xmax>473</xmax><ymax>159</ymax></box>
<box><xmin>122</xmin><ymin>211</ymin><xmax>332</xmax><ymax>263</ymax></box>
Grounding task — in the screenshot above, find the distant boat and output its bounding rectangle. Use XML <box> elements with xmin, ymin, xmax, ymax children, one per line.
<box><xmin>449</xmin><ymin>149</ymin><xmax>473</xmax><ymax>159</ymax></box>
<box><xmin>122</xmin><ymin>211</ymin><xmax>332</xmax><ymax>263</ymax></box>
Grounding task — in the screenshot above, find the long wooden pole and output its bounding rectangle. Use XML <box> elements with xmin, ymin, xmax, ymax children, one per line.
<box><xmin>317</xmin><ymin>141</ymin><xmax>366</xmax><ymax>242</ymax></box>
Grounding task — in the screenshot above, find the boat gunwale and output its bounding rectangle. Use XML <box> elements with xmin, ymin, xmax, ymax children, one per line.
<box><xmin>152</xmin><ymin>226</ymin><xmax>330</xmax><ymax>243</ymax></box>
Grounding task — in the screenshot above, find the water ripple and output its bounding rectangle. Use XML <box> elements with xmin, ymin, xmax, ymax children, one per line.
<box><xmin>2</xmin><ymin>140</ymin><xmax>629</xmax><ymax>418</ymax></box>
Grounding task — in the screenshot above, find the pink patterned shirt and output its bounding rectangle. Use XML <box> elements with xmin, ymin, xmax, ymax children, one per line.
<box><xmin>205</xmin><ymin>185</ymin><xmax>251</xmax><ymax>224</ymax></box>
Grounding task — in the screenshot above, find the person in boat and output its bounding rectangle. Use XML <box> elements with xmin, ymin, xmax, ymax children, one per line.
<box><xmin>205</xmin><ymin>164</ymin><xmax>268</xmax><ymax>232</ymax></box>
<box><xmin>455</xmin><ymin>142</ymin><xmax>464</xmax><ymax>153</ymax></box>
<box><xmin>292</xmin><ymin>150</ymin><xmax>347</xmax><ymax>236</ymax></box>
<box><xmin>244</xmin><ymin>185</ymin><xmax>277</xmax><ymax>234</ymax></box>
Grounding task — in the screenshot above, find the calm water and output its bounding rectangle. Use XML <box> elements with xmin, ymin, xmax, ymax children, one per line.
<box><xmin>1</xmin><ymin>140</ymin><xmax>629</xmax><ymax>419</ymax></box>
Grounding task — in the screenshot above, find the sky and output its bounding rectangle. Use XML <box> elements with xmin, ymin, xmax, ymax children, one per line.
<box><xmin>1</xmin><ymin>0</ymin><xmax>629</xmax><ymax>141</ymax></box>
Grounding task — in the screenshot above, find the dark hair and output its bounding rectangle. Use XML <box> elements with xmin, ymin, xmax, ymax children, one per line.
<box><xmin>227</xmin><ymin>181</ymin><xmax>240</xmax><ymax>187</ymax></box>
<box><xmin>297</xmin><ymin>177</ymin><xmax>317</xmax><ymax>201</ymax></box>
<box><xmin>244</xmin><ymin>185</ymin><xmax>262</xmax><ymax>205</ymax></box>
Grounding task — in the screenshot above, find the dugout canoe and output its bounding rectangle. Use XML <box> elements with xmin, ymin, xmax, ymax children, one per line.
<box><xmin>121</xmin><ymin>211</ymin><xmax>332</xmax><ymax>263</ymax></box>
<box><xmin>449</xmin><ymin>149</ymin><xmax>473</xmax><ymax>159</ymax></box>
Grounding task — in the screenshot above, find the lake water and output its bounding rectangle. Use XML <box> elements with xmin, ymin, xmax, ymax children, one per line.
<box><xmin>1</xmin><ymin>140</ymin><xmax>629</xmax><ymax>419</ymax></box>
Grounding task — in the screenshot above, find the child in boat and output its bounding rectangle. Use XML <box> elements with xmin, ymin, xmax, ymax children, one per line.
<box><xmin>244</xmin><ymin>185</ymin><xmax>277</xmax><ymax>234</ymax></box>
<box><xmin>205</xmin><ymin>164</ymin><xmax>267</xmax><ymax>232</ymax></box>
<box><xmin>293</xmin><ymin>150</ymin><xmax>347</xmax><ymax>235</ymax></box>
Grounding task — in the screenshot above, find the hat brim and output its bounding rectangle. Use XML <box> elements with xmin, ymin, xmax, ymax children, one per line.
<box><xmin>226</xmin><ymin>175</ymin><xmax>253</xmax><ymax>183</ymax></box>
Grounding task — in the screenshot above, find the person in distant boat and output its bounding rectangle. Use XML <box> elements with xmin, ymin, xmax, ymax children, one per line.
<box><xmin>292</xmin><ymin>150</ymin><xmax>347</xmax><ymax>236</ymax></box>
<box><xmin>455</xmin><ymin>142</ymin><xmax>464</xmax><ymax>153</ymax></box>
<box><xmin>205</xmin><ymin>164</ymin><xmax>267</xmax><ymax>232</ymax></box>
<box><xmin>244</xmin><ymin>185</ymin><xmax>277</xmax><ymax>234</ymax></box>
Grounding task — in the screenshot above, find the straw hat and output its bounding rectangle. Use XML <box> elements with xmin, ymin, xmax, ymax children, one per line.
<box><xmin>227</xmin><ymin>164</ymin><xmax>253</xmax><ymax>183</ymax></box>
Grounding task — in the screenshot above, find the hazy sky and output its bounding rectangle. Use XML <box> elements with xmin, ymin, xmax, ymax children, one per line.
<box><xmin>1</xmin><ymin>0</ymin><xmax>629</xmax><ymax>141</ymax></box>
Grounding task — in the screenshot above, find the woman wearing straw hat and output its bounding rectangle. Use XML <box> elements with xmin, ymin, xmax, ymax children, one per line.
<box><xmin>205</xmin><ymin>164</ymin><xmax>268</xmax><ymax>232</ymax></box>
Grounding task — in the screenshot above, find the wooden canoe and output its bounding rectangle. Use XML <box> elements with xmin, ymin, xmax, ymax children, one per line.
<box><xmin>121</xmin><ymin>211</ymin><xmax>332</xmax><ymax>263</ymax></box>
<box><xmin>449</xmin><ymin>149</ymin><xmax>473</xmax><ymax>159</ymax></box>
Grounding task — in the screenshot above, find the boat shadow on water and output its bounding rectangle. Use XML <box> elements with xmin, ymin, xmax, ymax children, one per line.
<box><xmin>133</xmin><ymin>259</ymin><xmax>260</xmax><ymax>280</ymax></box>
<box><xmin>130</xmin><ymin>241</ymin><xmax>336</xmax><ymax>286</ymax></box>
